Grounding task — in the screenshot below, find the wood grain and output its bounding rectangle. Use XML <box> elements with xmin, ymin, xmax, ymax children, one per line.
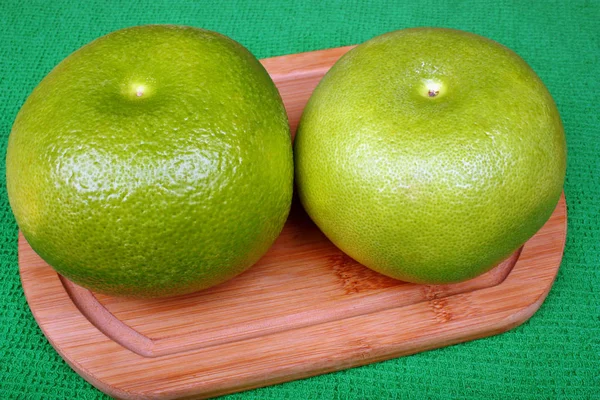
<box><xmin>19</xmin><ymin>46</ymin><xmax>567</xmax><ymax>400</ymax></box>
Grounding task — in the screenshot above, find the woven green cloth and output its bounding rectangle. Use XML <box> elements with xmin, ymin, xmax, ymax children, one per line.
<box><xmin>1</xmin><ymin>1</ymin><xmax>598</xmax><ymax>398</ymax></box>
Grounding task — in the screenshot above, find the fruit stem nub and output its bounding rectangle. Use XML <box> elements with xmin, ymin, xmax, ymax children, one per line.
<box><xmin>425</xmin><ymin>80</ymin><xmax>441</xmax><ymax>98</ymax></box>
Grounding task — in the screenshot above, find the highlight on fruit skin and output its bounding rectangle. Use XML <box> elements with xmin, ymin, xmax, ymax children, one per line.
<box><xmin>6</xmin><ymin>25</ymin><xmax>294</xmax><ymax>298</ymax></box>
<box><xmin>294</xmin><ymin>27</ymin><xmax>566</xmax><ymax>284</ymax></box>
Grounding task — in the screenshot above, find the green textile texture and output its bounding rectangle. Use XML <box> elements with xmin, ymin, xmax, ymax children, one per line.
<box><xmin>1</xmin><ymin>0</ymin><xmax>598</xmax><ymax>399</ymax></box>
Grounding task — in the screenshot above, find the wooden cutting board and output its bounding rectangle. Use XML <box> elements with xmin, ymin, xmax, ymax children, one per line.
<box><xmin>19</xmin><ymin>46</ymin><xmax>567</xmax><ymax>400</ymax></box>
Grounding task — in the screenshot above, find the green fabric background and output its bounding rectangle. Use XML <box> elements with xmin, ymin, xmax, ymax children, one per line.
<box><xmin>1</xmin><ymin>0</ymin><xmax>598</xmax><ymax>399</ymax></box>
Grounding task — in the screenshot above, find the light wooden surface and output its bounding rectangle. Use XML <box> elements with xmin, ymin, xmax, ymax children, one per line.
<box><xmin>19</xmin><ymin>46</ymin><xmax>567</xmax><ymax>400</ymax></box>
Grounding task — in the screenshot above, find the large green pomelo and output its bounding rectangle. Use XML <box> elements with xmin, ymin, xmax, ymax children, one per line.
<box><xmin>295</xmin><ymin>28</ymin><xmax>566</xmax><ymax>284</ymax></box>
<box><xmin>7</xmin><ymin>25</ymin><xmax>293</xmax><ymax>297</ymax></box>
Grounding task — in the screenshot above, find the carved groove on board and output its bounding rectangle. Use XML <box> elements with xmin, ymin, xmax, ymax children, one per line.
<box><xmin>58</xmin><ymin>248</ymin><xmax>521</xmax><ymax>358</ymax></box>
<box><xmin>60</xmin><ymin>276</ymin><xmax>156</xmax><ymax>357</ymax></box>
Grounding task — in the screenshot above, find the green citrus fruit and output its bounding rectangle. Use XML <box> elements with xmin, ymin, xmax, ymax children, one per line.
<box><xmin>7</xmin><ymin>25</ymin><xmax>293</xmax><ymax>297</ymax></box>
<box><xmin>295</xmin><ymin>28</ymin><xmax>566</xmax><ymax>284</ymax></box>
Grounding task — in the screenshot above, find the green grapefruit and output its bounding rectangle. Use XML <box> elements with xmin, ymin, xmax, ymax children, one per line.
<box><xmin>7</xmin><ymin>25</ymin><xmax>293</xmax><ymax>297</ymax></box>
<box><xmin>295</xmin><ymin>28</ymin><xmax>566</xmax><ymax>284</ymax></box>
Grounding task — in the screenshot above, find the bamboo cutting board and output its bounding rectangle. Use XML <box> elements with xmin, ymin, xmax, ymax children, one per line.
<box><xmin>19</xmin><ymin>46</ymin><xmax>567</xmax><ymax>400</ymax></box>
